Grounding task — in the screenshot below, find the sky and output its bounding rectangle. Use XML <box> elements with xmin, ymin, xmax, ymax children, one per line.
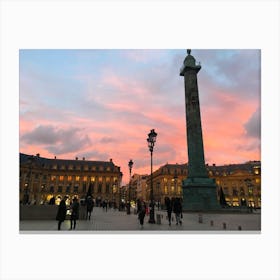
<box><xmin>19</xmin><ymin>49</ymin><xmax>261</xmax><ymax>185</ymax></box>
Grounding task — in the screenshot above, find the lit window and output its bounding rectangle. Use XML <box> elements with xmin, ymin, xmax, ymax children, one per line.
<box><xmin>68</xmin><ymin>176</ymin><xmax>72</xmax><ymax>181</ymax></box>
<box><xmin>59</xmin><ymin>175</ymin><xmax>64</xmax><ymax>181</ymax></box>
<box><xmin>84</xmin><ymin>165</ymin><xmax>88</xmax><ymax>171</ymax></box>
<box><xmin>68</xmin><ymin>165</ymin><xmax>73</xmax><ymax>170</ymax></box>
<box><xmin>90</xmin><ymin>176</ymin><xmax>95</xmax><ymax>182</ymax></box>
<box><xmin>83</xmin><ymin>176</ymin><xmax>87</xmax><ymax>182</ymax></box>
<box><xmin>256</xmin><ymin>178</ymin><xmax>260</xmax><ymax>184</ymax></box>
<box><xmin>99</xmin><ymin>177</ymin><xmax>103</xmax><ymax>182</ymax></box>
<box><xmin>106</xmin><ymin>167</ymin><xmax>111</xmax><ymax>171</ymax></box>
<box><xmin>51</xmin><ymin>175</ymin><xmax>56</xmax><ymax>181</ymax></box>
<box><xmin>106</xmin><ymin>177</ymin><xmax>110</xmax><ymax>182</ymax></box>
<box><xmin>91</xmin><ymin>166</ymin><xmax>96</xmax><ymax>171</ymax></box>
<box><xmin>75</xmin><ymin>176</ymin><xmax>80</xmax><ymax>181</ymax></box>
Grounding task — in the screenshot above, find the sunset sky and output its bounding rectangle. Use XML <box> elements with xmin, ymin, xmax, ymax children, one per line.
<box><xmin>19</xmin><ymin>49</ymin><xmax>261</xmax><ymax>184</ymax></box>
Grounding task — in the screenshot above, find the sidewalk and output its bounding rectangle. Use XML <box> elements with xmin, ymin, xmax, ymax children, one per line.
<box><xmin>20</xmin><ymin>207</ymin><xmax>261</xmax><ymax>233</ymax></box>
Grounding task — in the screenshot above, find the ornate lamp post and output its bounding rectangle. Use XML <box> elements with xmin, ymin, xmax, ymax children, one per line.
<box><xmin>127</xmin><ymin>159</ymin><xmax>133</xmax><ymax>214</ymax></box>
<box><xmin>147</xmin><ymin>129</ymin><xmax>157</xmax><ymax>224</ymax></box>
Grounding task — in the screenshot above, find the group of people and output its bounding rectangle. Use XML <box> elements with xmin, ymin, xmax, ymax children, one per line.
<box><xmin>55</xmin><ymin>196</ymin><xmax>94</xmax><ymax>230</ymax></box>
<box><xmin>165</xmin><ymin>197</ymin><xmax>183</xmax><ymax>226</ymax></box>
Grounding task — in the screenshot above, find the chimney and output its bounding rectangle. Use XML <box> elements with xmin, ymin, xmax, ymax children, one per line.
<box><xmin>83</xmin><ymin>157</ymin><xmax>85</xmax><ymax>160</ymax></box>
<box><xmin>110</xmin><ymin>158</ymin><xmax>113</xmax><ymax>162</ymax></box>
<box><xmin>54</xmin><ymin>156</ymin><xmax>56</xmax><ymax>159</ymax></box>
<box><xmin>75</xmin><ymin>157</ymin><xmax>78</xmax><ymax>160</ymax></box>
<box><xmin>36</xmin><ymin>153</ymin><xmax>40</xmax><ymax>157</ymax></box>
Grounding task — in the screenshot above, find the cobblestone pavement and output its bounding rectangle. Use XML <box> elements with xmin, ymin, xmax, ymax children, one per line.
<box><xmin>20</xmin><ymin>207</ymin><xmax>261</xmax><ymax>233</ymax></box>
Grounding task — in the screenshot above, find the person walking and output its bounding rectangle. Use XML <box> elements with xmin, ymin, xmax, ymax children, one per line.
<box><xmin>165</xmin><ymin>197</ymin><xmax>172</xmax><ymax>226</ymax></box>
<box><xmin>56</xmin><ymin>197</ymin><xmax>67</xmax><ymax>230</ymax></box>
<box><xmin>173</xmin><ymin>197</ymin><xmax>182</xmax><ymax>225</ymax></box>
<box><xmin>70</xmin><ymin>197</ymin><xmax>80</xmax><ymax>230</ymax></box>
<box><xmin>137</xmin><ymin>198</ymin><xmax>146</xmax><ymax>229</ymax></box>
<box><xmin>86</xmin><ymin>196</ymin><xmax>94</xmax><ymax>220</ymax></box>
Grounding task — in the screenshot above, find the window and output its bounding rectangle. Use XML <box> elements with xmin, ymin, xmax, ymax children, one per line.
<box><xmin>51</xmin><ymin>175</ymin><xmax>56</xmax><ymax>182</ymax></box>
<box><xmin>91</xmin><ymin>166</ymin><xmax>96</xmax><ymax>171</ymax></box>
<box><xmin>90</xmin><ymin>176</ymin><xmax>95</xmax><ymax>182</ymax></box>
<box><xmin>164</xmin><ymin>186</ymin><xmax>168</xmax><ymax>194</ymax></box>
<box><xmin>74</xmin><ymin>186</ymin><xmax>78</xmax><ymax>193</ymax></box>
<box><xmin>75</xmin><ymin>176</ymin><xmax>80</xmax><ymax>181</ymax></box>
<box><xmin>58</xmin><ymin>186</ymin><xmax>62</xmax><ymax>193</ymax></box>
<box><xmin>66</xmin><ymin>186</ymin><xmax>71</xmax><ymax>193</ymax></box>
<box><xmin>248</xmin><ymin>186</ymin><xmax>253</xmax><ymax>195</ymax></box>
<box><xmin>106</xmin><ymin>184</ymin><xmax>110</xmax><ymax>194</ymax></box>
<box><xmin>68</xmin><ymin>165</ymin><xmax>73</xmax><ymax>170</ymax></box>
<box><xmin>59</xmin><ymin>175</ymin><xmax>64</xmax><ymax>181</ymax></box>
<box><xmin>98</xmin><ymin>177</ymin><xmax>103</xmax><ymax>182</ymax></box>
<box><xmin>232</xmin><ymin>188</ymin><xmax>238</xmax><ymax>196</ymax></box>
<box><xmin>99</xmin><ymin>166</ymin><xmax>104</xmax><ymax>171</ymax></box>
<box><xmin>41</xmin><ymin>184</ymin><xmax>46</xmax><ymax>192</ymax></box>
<box><xmin>106</xmin><ymin>167</ymin><xmax>111</xmax><ymax>171</ymax></box>
<box><xmin>68</xmin><ymin>176</ymin><xmax>72</xmax><ymax>181</ymax></box>
<box><xmin>50</xmin><ymin>186</ymin><xmax>54</xmax><ymax>193</ymax></box>
<box><xmin>84</xmin><ymin>165</ymin><xmax>88</xmax><ymax>171</ymax></box>
<box><xmin>98</xmin><ymin>184</ymin><xmax>102</xmax><ymax>193</ymax></box>
<box><xmin>83</xmin><ymin>176</ymin><xmax>87</xmax><ymax>182</ymax></box>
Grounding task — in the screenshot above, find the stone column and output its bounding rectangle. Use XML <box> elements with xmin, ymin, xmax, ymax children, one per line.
<box><xmin>180</xmin><ymin>49</ymin><xmax>220</xmax><ymax>211</ymax></box>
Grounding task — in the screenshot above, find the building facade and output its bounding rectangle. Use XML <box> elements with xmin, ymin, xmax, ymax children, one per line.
<box><xmin>20</xmin><ymin>153</ymin><xmax>123</xmax><ymax>206</ymax></box>
<box><xmin>145</xmin><ymin>161</ymin><xmax>261</xmax><ymax>208</ymax></box>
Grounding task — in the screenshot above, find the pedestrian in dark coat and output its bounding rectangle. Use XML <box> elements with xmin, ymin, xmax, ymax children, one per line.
<box><xmin>165</xmin><ymin>197</ymin><xmax>172</xmax><ymax>226</ymax></box>
<box><xmin>137</xmin><ymin>199</ymin><xmax>146</xmax><ymax>229</ymax></box>
<box><xmin>173</xmin><ymin>197</ymin><xmax>182</xmax><ymax>225</ymax></box>
<box><xmin>86</xmin><ymin>196</ymin><xmax>94</xmax><ymax>220</ymax></box>
<box><xmin>70</xmin><ymin>197</ymin><xmax>79</xmax><ymax>230</ymax></box>
<box><xmin>56</xmin><ymin>198</ymin><xmax>67</xmax><ymax>230</ymax></box>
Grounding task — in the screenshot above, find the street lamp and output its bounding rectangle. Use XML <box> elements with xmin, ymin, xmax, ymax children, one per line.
<box><xmin>127</xmin><ymin>159</ymin><xmax>133</xmax><ymax>214</ymax></box>
<box><xmin>147</xmin><ymin>129</ymin><xmax>157</xmax><ymax>223</ymax></box>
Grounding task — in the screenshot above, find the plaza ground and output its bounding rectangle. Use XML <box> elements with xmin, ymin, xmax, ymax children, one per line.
<box><xmin>20</xmin><ymin>207</ymin><xmax>261</xmax><ymax>233</ymax></box>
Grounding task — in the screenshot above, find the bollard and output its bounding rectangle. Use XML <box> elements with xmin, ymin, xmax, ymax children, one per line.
<box><xmin>156</xmin><ymin>214</ymin><xmax>161</xmax><ymax>224</ymax></box>
<box><xmin>198</xmin><ymin>214</ymin><xmax>203</xmax><ymax>223</ymax></box>
<box><xmin>223</xmin><ymin>222</ymin><xmax>226</xmax><ymax>230</ymax></box>
<box><xmin>210</xmin><ymin>220</ymin><xmax>214</xmax><ymax>226</ymax></box>
<box><xmin>238</xmin><ymin>226</ymin><xmax>242</xmax><ymax>230</ymax></box>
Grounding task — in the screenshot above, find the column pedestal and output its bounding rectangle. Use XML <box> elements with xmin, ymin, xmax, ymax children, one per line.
<box><xmin>182</xmin><ymin>178</ymin><xmax>220</xmax><ymax>211</ymax></box>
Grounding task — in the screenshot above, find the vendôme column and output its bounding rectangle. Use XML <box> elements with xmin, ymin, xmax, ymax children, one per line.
<box><xmin>180</xmin><ymin>49</ymin><xmax>220</xmax><ymax>211</ymax></box>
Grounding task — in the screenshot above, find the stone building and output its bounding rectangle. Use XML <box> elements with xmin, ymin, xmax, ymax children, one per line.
<box><xmin>145</xmin><ymin>161</ymin><xmax>261</xmax><ymax>208</ymax></box>
<box><xmin>19</xmin><ymin>153</ymin><xmax>123</xmax><ymax>206</ymax></box>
